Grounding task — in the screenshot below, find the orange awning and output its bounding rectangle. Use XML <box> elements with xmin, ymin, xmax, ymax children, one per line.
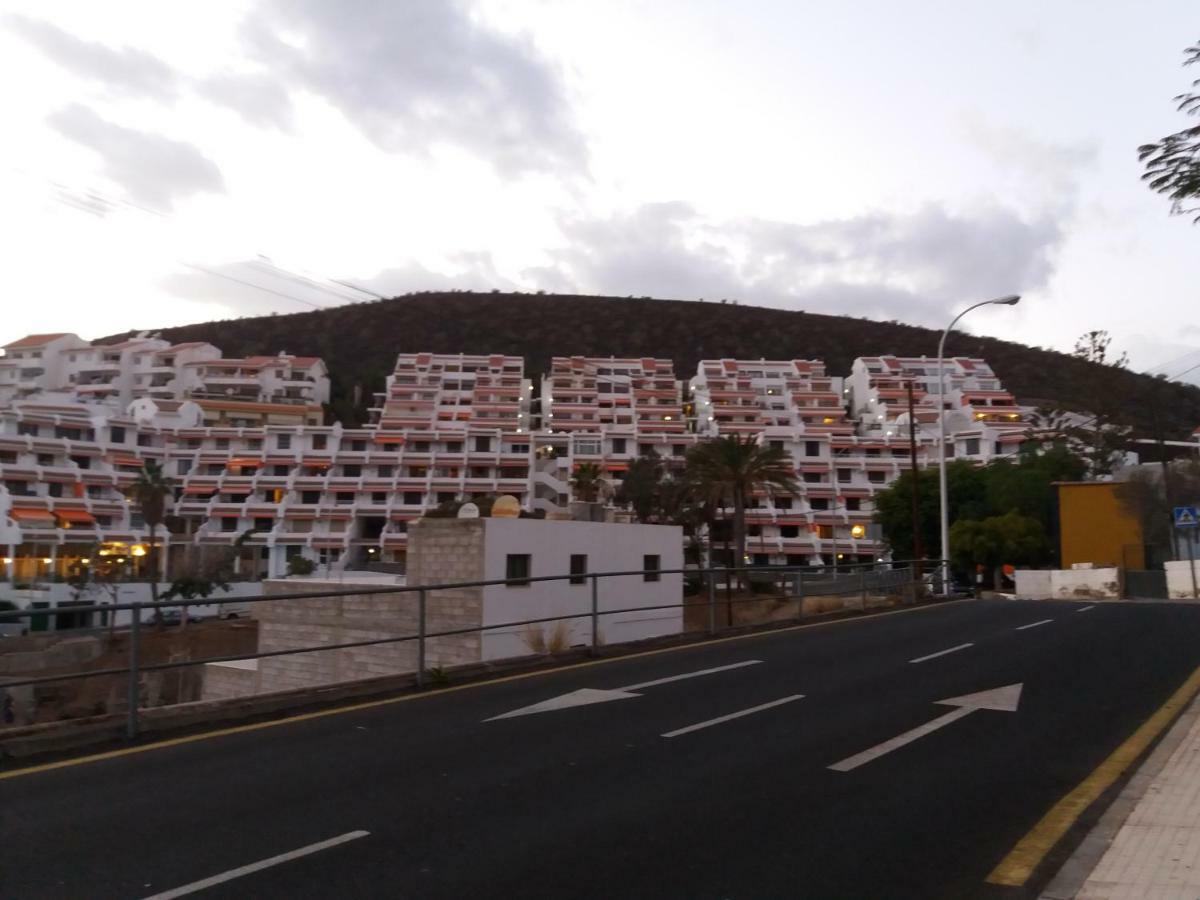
<box><xmin>55</xmin><ymin>509</ymin><xmax>95</xmax><ymax>524</ymax></box>
<box><xmin>183</xmin><ymin>485</ymin><xmax>216</xmax><ymax>495</ymax></box>
<box><xmin>11</xmin><ymin>508</ymin><xmax>55</xmax><ymax>522</ymax></box>
<box><xmin>109</xmin><ymin>455</ymin><xmax>143</xmax><ymax>468</ymax></box>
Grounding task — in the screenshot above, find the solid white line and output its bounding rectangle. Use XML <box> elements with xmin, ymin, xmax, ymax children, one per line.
<box><xmin>909</xmin><ymin>642</ymin><xmax>975</xmax><ymax>664</ymax></box>
<box><xmin>661</xmin><ymin>694</ymin><xmax>803</xmax><ymax>738</ymax></box>
<box><xmin>141</xmin><ymin>831</ymin><xmax>370</xmax><ymax>899</ymax></box>
<box><xmin>1016</xmin><ymin>618</ymin><xmax>1054</xmax><ymax>631</ymax></box>
<box><xmin>1076</xmin><ymin>605</ymin><xmax>1095</xmax><ymax>613</ymax></box>
<box><xmin>829</xmin><ymin>707</ymin><xmax>974</xmax><ymax>772</ymax></box>
<box><xmin>621</xmin><ymin>659</ymin><xmax>762</xmax><ymax>691</ymax></box>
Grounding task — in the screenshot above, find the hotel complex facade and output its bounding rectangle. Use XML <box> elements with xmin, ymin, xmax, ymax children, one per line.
<box><xmin>0</xmin><ymin>333</ymin><xmax>1038</xmax><ymax>584</ymax></box>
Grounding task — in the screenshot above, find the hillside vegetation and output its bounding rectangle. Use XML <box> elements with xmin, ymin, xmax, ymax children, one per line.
<box><xmin>105</xmin><ymin>291</ymin><xmax>1200</xmax><ymax>437</ymax></box>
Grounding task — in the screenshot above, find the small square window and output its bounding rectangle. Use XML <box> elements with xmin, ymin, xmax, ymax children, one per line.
<box><xmin>569</xmin><ymin>553</ymin><xmax>587</xmax><ymax>585</ymax></box>
<box><xmin>506</xmin><ymin>553</ymin><xmax>531</xmax><ymax>586</ymax></box>
<box><xmin>643</xmin><ymin>554</ymin><xmax>660</xmax><ymax>582</ymax></box>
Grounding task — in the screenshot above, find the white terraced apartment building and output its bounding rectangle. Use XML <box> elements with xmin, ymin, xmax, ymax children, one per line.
<box><xmin>0</xmin><ymin>337</ymin><xmax>1043</xmax><ymax>585</ymax></box>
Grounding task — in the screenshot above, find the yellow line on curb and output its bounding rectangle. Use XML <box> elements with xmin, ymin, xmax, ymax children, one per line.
<box><xmin>986</xmin><ymin>662</ymin><xmax>1200</xmax><ymax>887</ymax></box>
<box><xmin>0</xmin><ymin>600</ymin><xmax>954</xmax><ymax>782</ymax></box>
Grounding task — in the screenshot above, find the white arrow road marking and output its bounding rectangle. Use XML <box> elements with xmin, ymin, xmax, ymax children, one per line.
<box><xmin>1016</xmin><ymin>619</ymin><xmax>1053</xmax><ymax>631</ymax></box>
<box><xmin>909</xmin><ymin>642</ymin><xmax>974</xmax><ymax>664</ymax></box>
<box><xmin>485</xmin><ymin>660</ymin><xmax>763</xmax><ymax>721</ymax></box>
<box><xmin>141</xmin><ymin>831</ymin><xmax>369</xmax><ymax>899</ymax></box>
<box><xmin>829</xmin><ymin>683</ymin><xmax>1023</xmax><ymax>773</ymax></box>
<box><xmin>662</xmin><ymin>695</ymin><xmax>805</xmax><ymax>738</ymax></box>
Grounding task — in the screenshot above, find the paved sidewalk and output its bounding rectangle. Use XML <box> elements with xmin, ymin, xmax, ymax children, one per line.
<box><xmin>1070</xmin><ymin>705</ymin><xmax>1200</xmax><ymax>899</ymax></box>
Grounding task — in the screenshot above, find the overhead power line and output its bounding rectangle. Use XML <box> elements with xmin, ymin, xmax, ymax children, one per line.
<box><xmin>182</xmin><ymin>264</ymin><xmax>334</xmax><ymax>312</ymax></box>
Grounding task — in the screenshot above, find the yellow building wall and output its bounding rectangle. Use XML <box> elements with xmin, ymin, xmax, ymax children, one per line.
<box><xmin>1058</xmin><ymin>482</ymin><xmax>1144</xmax><ymax>569</ymax></box>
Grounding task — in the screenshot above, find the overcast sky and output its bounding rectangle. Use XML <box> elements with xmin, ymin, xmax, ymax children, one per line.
<box><xmin>2</xmin><ymin>1</ymin><xmax>1198</xmax><ymax>379</ymax></box>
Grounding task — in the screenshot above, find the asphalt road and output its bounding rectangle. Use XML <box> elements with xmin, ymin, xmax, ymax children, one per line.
<box><xmin>6</xmin><ymin>598</ymin><xmax>1200</xmax><ymax>899</ymax></box>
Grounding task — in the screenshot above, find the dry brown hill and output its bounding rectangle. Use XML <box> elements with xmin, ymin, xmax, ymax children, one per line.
<box><xmin>104</xmin><ymin>291</ymin><xmax>1200</xmax><ymax>438</ymax></box>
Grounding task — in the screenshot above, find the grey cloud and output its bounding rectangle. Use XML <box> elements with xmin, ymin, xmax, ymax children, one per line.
<box><xmin>240</xmin><ymin>0</ymin><xmax>585</xmax><ymax>174</ymax></box>
<box><xmin>961</xmin><ymin>116</ymin><xmax>1098</xmax><ymax>210</ymax></box>
<box><xmin>200</xmin><ymin>72</ymin><xmax>295</xmax><ymax>131</ymax></box>
<box><xmin>5</xmin><ymin>14</ymin><xmax>179</xmax><ymax>100</ymax></box>
<box><xmin>164</xmin><ymin>254</ymin><xmax>517</xmax><ymax>316</ymax></box>
<box><xmin>366</xmin><ymin>252</ymin><xmax>519</xmax><ymax>296</ymax></box>
<box><xmin>47</xmin><ymin>104</ymin><xmax>224</xmax><ymax>211</ymax></box>
<box><xmin>528</xmin><ymin>202</ymin><xmax>1065</xmax><ymax>325</ymax></box>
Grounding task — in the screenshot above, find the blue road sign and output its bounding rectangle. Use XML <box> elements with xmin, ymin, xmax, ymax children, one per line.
<box><xmin>1174</xmin><ymin>506</ymin><xmax>1199</xmax><ymax>528</ymax></box>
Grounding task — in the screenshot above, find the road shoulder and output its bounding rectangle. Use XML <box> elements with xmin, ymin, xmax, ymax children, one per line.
<box><xmin>1040</xmin><ymin>685</ymin><xmax>1200</xmax><ymax>899</ymax></box>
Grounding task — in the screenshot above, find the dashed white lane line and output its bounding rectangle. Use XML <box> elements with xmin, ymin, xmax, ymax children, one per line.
<box><xmin>1076</xmin><ymin>605</ymin><xmax>1095</xmax><ymax>613</ymax></box>
<box><xmin>662</xmin><ymin>695</ymin><xmax>804</xmax><ymax>738</ymax></box>
<box><xmin>621</xmin><ymin>659</ymin><xmax>762</xmax><ymax>691</ymax></box>
<box><xmin>141</xmin><ymin>830</ymin><xmax>369</xmax><ymax>899</ymax></box>
<box><xmin>909</xmin><ymin>642</ymin><xmax>975</xmax><ymax>664</ymax></box>
<box><xmin>1015</xmin><ymin>618</ymin><xmax>1053</xmax><ymax>631</ymax></box>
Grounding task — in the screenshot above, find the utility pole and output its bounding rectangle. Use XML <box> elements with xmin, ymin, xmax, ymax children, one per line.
<box><xmin>1150</xmin><ymin>383</ymin><xmax>1179</xmax><ymax>562</ymax></box>
<box><xmin>907</xmin><ymin>380</ymin><xmax>925</xmax><ymax>584</ymax></box>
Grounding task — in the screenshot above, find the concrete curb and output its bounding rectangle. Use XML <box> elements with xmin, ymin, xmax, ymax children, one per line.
<box><xmin>1038</xmin><ymin>679</ymin><xmax>1200</xmax><ymax>899</ymax></box>
<box><xmin>0</xmin><ymin>598</ymin><xmax>943</xmax><ymax>765</ymax></box>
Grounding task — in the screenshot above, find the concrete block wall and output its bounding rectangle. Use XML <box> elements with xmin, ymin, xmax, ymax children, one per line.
<box><xmin>201</xmin><ymin>660</ymin><xmax>259</xmax><ymax>701</ymax></box>
<box><xmin>408</xmin><ymin>518</ymin><xmax>485</xmax><ymax>667</ymax></box>
<box><xmin>1049</xmin><ymin>567</ymin><xmax>1120</xmax><ymax>600</ymax></box>
<box><xmin>252</xmin><ymin>582</ymin><xmax>438</xmax><ymax>692</ymax></box>
<box><xmin>1014</xmin><ymin>568</ymin><xmax>1120</xmax><ymax>600</ymax></box>
<box><xmin>1014</xmin><ymin>570</ymin><xmax>1052</xmax><ymax>600</ymax></box>
<box><xmin>1165</xmin><ymin>560</ymin><xmax>1200</xmax><ymax>599</ymax></box>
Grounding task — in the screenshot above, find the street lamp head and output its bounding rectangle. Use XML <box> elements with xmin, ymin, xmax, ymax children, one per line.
<box><xmin>992</xmin><ymin>294</ymin><xmax>1021</xmax><ymax>306</ymax></box>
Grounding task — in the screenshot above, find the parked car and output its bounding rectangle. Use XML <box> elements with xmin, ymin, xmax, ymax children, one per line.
<box><xmin>160</xmin><ymin>609</ymin><xmax>203</xmax><ymax>625</ymax></box>
<box><xmin>923</xmin><ymin>572</ymin><xmax>974</xmax><ymax>598</ymax></box>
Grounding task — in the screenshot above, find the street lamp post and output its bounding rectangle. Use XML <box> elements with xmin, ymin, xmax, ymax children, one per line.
<box><xmin>937</xmin><ymin>294</ymin><xmax>1021</xmax><ymax>595</ymax></box>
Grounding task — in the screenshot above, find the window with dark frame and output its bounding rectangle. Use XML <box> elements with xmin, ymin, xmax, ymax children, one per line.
<box><xmin>643</xmin><ymin>554</ymin><xmax>660</xmax><ymax>582</ymax></box>
<box><xmin>569</xmin><ymin>553</ymin><xmax>587</xmax><ymax>585</ymax></box>
<box><xmin>506</xmin><ymin>553</ymin><xmax>531</xmax><ymax>586</ymax></box>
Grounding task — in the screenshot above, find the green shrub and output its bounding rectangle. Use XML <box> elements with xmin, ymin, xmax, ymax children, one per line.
<box><xmin>287</xmin><ymin>556</ymin><xmax>316</xmax><ymax>576</ymax></box>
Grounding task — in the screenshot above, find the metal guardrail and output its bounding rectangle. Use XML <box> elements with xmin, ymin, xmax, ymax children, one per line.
<box><xmin>0</xmin><ymin>559</ymin><xmax>938</xmax><ymax>740</ymax></box>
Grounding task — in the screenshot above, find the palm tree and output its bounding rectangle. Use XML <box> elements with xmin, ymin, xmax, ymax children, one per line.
<box><xmin>129</xmin><ymin>461</ymin><xmax>173</xmax><ymax>625</ymax></box>
<box><xmin>569</xmin><ymin>462</ymin><xmax>606</xmax><ymax>503</ymax></box>
<box><xmin>614</xmin><ymin>456</ymin><xmax>664</xmax><ymax>522</ymax></box>
<box><xmin>685</xmin><ymin>435</ymin><xmax>798</xmax><ymax>583</ymax></box>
